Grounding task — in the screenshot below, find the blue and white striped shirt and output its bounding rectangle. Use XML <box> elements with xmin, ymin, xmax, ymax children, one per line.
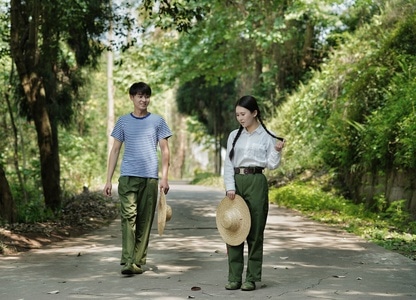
<box><xmin>111</xmin><ymin>113</ymin><xmax>172</xmax><ymax>179</ymax></box>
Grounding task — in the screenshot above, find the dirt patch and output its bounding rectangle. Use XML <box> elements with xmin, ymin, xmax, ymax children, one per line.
<box><xmin>0</xmin><ymin>192</ymin><xmax>119</xmax><ymax>255</ymax></box>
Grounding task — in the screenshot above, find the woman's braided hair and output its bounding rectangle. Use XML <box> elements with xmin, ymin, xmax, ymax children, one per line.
<box><xmin>229</xmin><ymin>95</ymin><xmax>283</xmax><ymax>160</ymax></box>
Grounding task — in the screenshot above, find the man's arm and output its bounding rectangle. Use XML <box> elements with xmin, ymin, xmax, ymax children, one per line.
<box><xmin>159</xmin><ymin>138</ymin><xmax>170</xmax><ymax>194</ymax></box>
<box><xmin>103</xmin><ymin>139</ymin><xmax>122</xmax><ymax>196</ymax></box>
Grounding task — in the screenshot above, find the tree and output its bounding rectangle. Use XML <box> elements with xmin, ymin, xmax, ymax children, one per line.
<box><xmin>0</xmin><ymin>1</ymin><xmax>19</xmax><ymax>222</ymax></box>
<box><xmin>138</xmin><ymin>0</ymin><xmax>348</xmax><ymax>173</ymax></box>
<box><xmin>0</xmin><ymin>165</ymin><xmax>16</xmax><ymax>223</ymax></box>
<box><xmin>6</xmin><ymin>0</ymin><xmax>207</xmax><ymax>216</ymax></box>
<box><xmin>176</xmin><ymin>77</ymin><xmax>236</xmax><ymax>174</ymax></box>
<box><xmin>106</xmin><ymin>1</ymin><xmax>115</xmax><ymax>159</ymax></box>
<box><xmin>146</xmin><ymin>0</ymin><xmax>347</xmax><ymax>110</ymax></box>
<box><xmin>9</xmin><ymin>0</ymin><xmax>111</xmax><ymax>212</ymax></box>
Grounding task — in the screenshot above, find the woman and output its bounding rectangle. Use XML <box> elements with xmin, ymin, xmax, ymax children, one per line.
<box><xmin>223</xmin><ymin>95</ymin><xmax>285</xmax><ymax>291</ymax></box>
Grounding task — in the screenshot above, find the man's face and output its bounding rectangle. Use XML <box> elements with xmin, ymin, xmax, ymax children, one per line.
<box><xmin>130</xmin><ymin>93</ymin><xmax>150</xmax><ymax>110</ymax></box>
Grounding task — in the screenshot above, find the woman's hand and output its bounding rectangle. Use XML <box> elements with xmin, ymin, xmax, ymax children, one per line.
<box><xmin>275</xmin><ymin>140</ymin><xmax>285</xmax><ymax>152</ymax></box>
<box><xmin>226</xmin><ymin>190</ymin><xmax>236</xmax><ymax>200</ymax></box>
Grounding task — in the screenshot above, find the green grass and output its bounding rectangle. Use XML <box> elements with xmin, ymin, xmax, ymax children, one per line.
<box><xmin>190</xmin><ymin>172</ymin><xmax>224</xmax><ymax>188</ymax></box>
<box><xmin>270</xmin><ymin>181</ymin><xmax>416</xmax><ymax>260</ymax></box>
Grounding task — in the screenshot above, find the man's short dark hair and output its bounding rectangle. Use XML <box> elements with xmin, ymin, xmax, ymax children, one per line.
<box><xmin>129</xmin><ymin>82</ymin><xmax>152</xmax><ymax>96</ymax></box>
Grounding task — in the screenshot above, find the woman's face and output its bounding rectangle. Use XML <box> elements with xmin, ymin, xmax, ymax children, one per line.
<box><xmin>235</xmin><ymin>105</ymin><xmax>258</xmax><ymax>131</ymax></box>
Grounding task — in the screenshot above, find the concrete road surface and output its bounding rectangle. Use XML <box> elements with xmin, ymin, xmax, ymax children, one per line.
<box><xmin>1</xmin><ymin>182</ymin><xmax>416</xmax><ymax>299</ymax></box>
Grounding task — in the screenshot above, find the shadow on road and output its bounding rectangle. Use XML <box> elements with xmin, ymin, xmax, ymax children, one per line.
<box><xmin>1</xmin><ymin>183</ymin><xmax>415</xmax><ymax>299</ymax></box>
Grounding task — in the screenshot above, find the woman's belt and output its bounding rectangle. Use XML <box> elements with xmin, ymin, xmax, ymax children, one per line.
<box><xmin>234</xmin><ymin>167</ymin><xmax>264</xmax><ymax>174</ymax></box>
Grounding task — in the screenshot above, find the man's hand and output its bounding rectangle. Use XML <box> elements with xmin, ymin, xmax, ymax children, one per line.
<box><xmin>103</xmin><ymin>183</ymin><xmax>112</xmax><ymax>197</ymax></box>
<box><xmin>160</xmin><ymin>179</ymin><xmax>170</xmax><ymax>195</ymax></box>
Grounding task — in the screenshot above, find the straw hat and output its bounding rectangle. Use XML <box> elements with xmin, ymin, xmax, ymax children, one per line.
<box><xmin>158</xmin><ymin>191</ymin><xmax>172</xmax><ymax>236</ymax></box>
<box><xmin>216</xmin><ymin>195</ymin><xmax>251</xmax><ymax>246</ymax></box>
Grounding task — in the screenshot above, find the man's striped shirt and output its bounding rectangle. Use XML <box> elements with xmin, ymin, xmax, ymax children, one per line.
<box><xmin>111</xmin><ymin>112</ymin><xmax>172</xmax><ymax>179</ymax></box>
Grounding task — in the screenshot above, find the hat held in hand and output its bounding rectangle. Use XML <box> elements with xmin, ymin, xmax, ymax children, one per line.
<box><xmin>216</xmin><ymin>195</ymin><xmax>251</xmax><ymax>246</ymax></box>
<box><xmin>158</xmin><ymin>191</ymin><xmax>172</xmax><ymax>236</ymax></box>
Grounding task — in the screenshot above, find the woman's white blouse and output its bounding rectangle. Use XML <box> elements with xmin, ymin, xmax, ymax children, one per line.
<box><xmin>224</xmin><ymin>125</ymin><xmax>281</xmax><ymax>191</ymax></box>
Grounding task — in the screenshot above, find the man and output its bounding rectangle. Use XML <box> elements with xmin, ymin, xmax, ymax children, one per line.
<box><xmin>104</xmin><ymin>82</ymin><xmax>172</xmax><ymax>275</ymax></box>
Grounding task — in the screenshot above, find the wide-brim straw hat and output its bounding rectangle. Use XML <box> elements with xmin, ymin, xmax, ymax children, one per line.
<box><xmin>158</xmin><ymin>191</ymin><xmax>172</xmax><ymax>236</ymax></box>
<box><xmin>216</xmin><ymin>195</ymin><xmax>251</xmax><ymax>246</ymax></box>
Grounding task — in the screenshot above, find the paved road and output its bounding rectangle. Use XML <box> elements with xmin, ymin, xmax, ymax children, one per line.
<box><xmin>1</xmin><ymin>182</ymin><xmax>416</xmax><ymax>299</ymax></box>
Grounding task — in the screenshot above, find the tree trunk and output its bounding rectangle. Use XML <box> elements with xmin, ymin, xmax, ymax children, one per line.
<box><xmin>301</xmin><ymin>21</ymin><xmax>314</xmax><ymax>69</ymax></box>
<box><xmin>10</xmin><ymin>0</ymin><xmax>62</xmax><ymax>212</ymax></box>
<box><xmin>107</xmin><ymin>10</ymin><xmax>115</xmax><ymax>159</ymax></box>
<box><xmin>33</xmin><ymin>96</ymin><xmax>61</xmax><ymax>212</ymax></box>
<box><xmin>24</xmin><ymin>77</ymin><xmax>62</xmax><ymax>211</ymax></box>
<box><xmin>5</xmin><ymin>77</ymin><xmax>28</xmax><ymax>204</ymax></box>
<box><xmin>0</xmin><ymin>166</ymin><xmax>16</xmax><ymax>223</ymax></box>
<box><xmin>169</xmin><ymin>114</ymin><xmax>187</xmax><ymax>179</ymax></box>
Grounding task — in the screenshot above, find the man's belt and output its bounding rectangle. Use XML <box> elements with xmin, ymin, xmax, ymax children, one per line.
<box><xmin>234</xmin><ymin>167</ymin><xmax>264</xmax><ymax>175</ymax></box>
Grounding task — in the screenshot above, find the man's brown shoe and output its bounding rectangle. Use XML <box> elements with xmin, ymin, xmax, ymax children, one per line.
<box><xmin>241</xmin><ymin>281</ymin><xmax>256</xmax><ymax>291</ymax></box>
<box><xmin>225</xmin><ymin>281</ymin><xmax>242</xmax><ymax>290</ymax></box>
<box><xmin>121</xmin><ymin>263</ymin><xmax>143</xmax><ymax>275</ymax></box>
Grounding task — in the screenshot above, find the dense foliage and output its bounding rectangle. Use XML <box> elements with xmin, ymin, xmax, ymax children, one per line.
<box><xmin>322</xmin><ymin>9</ymin><xmax>416</xmax><ymax>172</ymax></box>
<box><xmin>0</xmin><ymin>0</ymin><xmax>207</xmax><ymax>222</ymax></box>
<box><xmin>271</xmin><ymin>0</ymin><xmax>416</xmax><ymax>174</ymax></box>
<box><xmin>146</xmin><ymin>0</ymin><xmax>351</xmax><ymax>104</ymax></box>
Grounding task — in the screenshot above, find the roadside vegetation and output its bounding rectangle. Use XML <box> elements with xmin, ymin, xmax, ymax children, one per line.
<box><xmin>264</xmin><ymin>0</ymin><xmax>416</xmax><ymax>260</ymax></box>
<box><xmin>0</xmin><ymin>191</ymin><xmax>118</xmax><ymax>254</ymax></box>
